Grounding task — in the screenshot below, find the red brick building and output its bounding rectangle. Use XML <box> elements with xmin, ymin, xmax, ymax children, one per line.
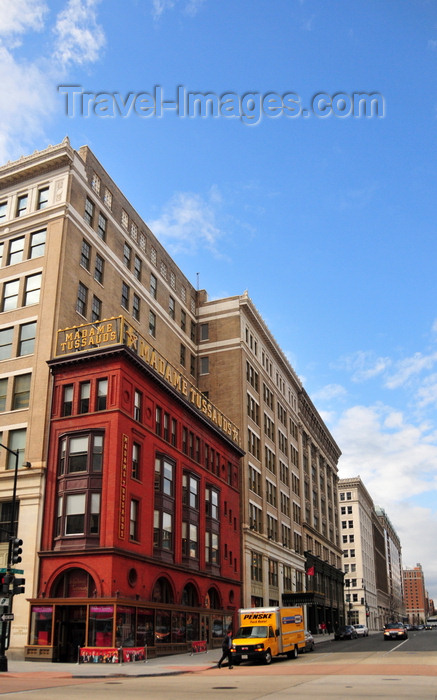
<box><xmin>27</xmin><ymin>317</ymin><xmax>243</xmax><ymax>662</ymax></box>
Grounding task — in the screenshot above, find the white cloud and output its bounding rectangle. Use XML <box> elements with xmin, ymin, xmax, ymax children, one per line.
<box><xmin>53</xmin><ymin>0</ymin><xmax>105</xmax><ymax>67</ymax></box>
<box><xmin>0</xmin><ymin>0</ymin><xmax>106</xmax><ymax>162</ymax></box>
<box><xmin>416</xmin><ymin>373</ymin><xmax>437</xmax><ymax>409</ymax></box>
<box><xmin>149</xmin><ymin>188</ymin><xmax>224</xmax><ymax>255</ymax></box>
<box><xmin>151</xmin><ymin>0</ymin><xmax>205</xmax><ymax>19</ymax></box>
<box><xmin>335</xmin><ymin>350</ymin><xmax>391</xmax><ymax>383</ymax></box>
<box><xmin>185</xmin><ymin>0</ymin><xmax>206</xmax><ymax>16</ymax></box>
<box><xmin>311</xmin><ymin>383</ymin><xmax>347</xmax><ymax>401</ymax></box>
<box><xmin>0</xmin><ymin>0</ymin><xmax>48</xmax><ymax>39</ymax></box>
<box><xmin>385</xmin><ymin>351</ymin><xmax>437</xmax><ymax>390</ymax></box>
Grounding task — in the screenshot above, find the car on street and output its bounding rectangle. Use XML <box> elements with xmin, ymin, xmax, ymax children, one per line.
<box><xmin>383</xmin><ymin>623</ymin><xmax>408</xmax><ymax>640</ymax></box>
<box><xmin>353</xmin><ymin>624</ymin><xmax>369</xmax><ymax>637</ymax></box>
<box><xmin>334</xmin><ymin>625</ymin><xmax>358</xmax><ymax>640</ymax></box>
<box><xmin>300</xmin><ymin>630</ymin><xmax>315</xmax><ymax>652</ymax></box>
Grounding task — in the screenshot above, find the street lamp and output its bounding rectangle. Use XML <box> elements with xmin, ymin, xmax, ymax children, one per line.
<box><xmin>0</xmin><ymin>443</ymin><xmax>29</xmax><ymax>673</ymax></box>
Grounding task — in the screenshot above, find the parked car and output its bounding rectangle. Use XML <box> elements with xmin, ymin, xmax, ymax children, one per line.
<box><xmin>417</xmin><ymin>624</ymin><xmax>425</xmax><ymax>630</ymax></box>
<box><xmin>301</xmin><ymin>630</ymin><xmax>315</xmax><ymax>652</ymax></box>
<box><xmin>334</xmin><ymin>625</ymin><xmax>358</xmax><ymax>640</ymax></box>
<box><xmin>383</xmin><ymin>623</ymin><xmax>408</xmax><ymax>640</ymax></box>
<box><xmin>353</xmin><ymin>624</ymin><xmax>369</xmax><ymax>637</ymax></box>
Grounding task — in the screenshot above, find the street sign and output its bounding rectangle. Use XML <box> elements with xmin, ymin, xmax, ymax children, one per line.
<box><xmin>0</xmin><ymin>613</ymin><xmax>14</xmax><ymax>621</ymax></box>
<box><xmin>0</xmin><ymin>568</ymin><xmax>24</xmax><ymax>574</ymax></box>
<box><xmin>0</xmin><ymin>597</ymin><xmax>9</xmax><ymax>606</ymax></box>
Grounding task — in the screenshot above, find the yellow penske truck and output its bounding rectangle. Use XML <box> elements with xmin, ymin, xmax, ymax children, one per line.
<box><xmin>230</xmin><ymin>606</ymin><xmax>305</xmax><ymax>665</ymax></box>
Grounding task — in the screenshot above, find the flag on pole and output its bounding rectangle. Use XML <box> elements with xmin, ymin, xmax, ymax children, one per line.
<box><xmin>306</xmin><ymin>566</ymin><xmax>315</xmax><ymax>576</ymax></box>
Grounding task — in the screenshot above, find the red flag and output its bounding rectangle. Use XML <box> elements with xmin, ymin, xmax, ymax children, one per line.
<box><xmin>306</xmin><ymin>566</ymin><xmax>315</xmax><ymax>576</ymax></box>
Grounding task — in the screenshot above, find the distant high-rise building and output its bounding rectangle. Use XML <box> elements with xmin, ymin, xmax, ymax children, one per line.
<box><xmin>403</xmin><ymin>563</ymin><xmax>427</xmax><ymax>625</ymax></box>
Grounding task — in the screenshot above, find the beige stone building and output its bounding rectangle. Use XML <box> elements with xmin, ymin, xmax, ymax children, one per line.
<box><xmin>197</xmin><ymin>295</ymin><xmax>344</xmax><ymax>630</ymax></box>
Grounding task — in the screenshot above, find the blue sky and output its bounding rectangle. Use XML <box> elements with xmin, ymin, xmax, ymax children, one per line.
<box><xmin>1</xmin><ymin>0</ymin><xmax>437</xmax><ymax>603</ymax></box>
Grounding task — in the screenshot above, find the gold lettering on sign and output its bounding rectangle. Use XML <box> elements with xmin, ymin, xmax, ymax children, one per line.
<box><xmin>119</xmin><ymin>434</ymin><xmax>128</xmax><ymax>539</ymax></box>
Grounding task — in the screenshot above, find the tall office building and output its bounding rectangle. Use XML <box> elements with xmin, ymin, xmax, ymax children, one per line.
<box><xmin>375</xmin><ymin>506</ymin><xmax>403</xmax><ymax>623</ymax></box>
<box><xmin>403</xmin><ymin>563</ymin><xmax>427</xmax><ymax>625</ymax></box>
<box><xmin>197</xmin><ymin>294</ymin><xmax>344</xmax><ymax>631</ymax></box>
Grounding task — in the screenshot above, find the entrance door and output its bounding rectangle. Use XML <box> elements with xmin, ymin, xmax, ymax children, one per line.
<box><xmin>54</xmin><ymin>606</ymin><xmax>87</xmax><ymax>662</ymax></box>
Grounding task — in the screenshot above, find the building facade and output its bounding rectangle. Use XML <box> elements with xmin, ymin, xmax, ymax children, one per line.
<box><xmin>196</xmin><ymin>294</ymin><xmax>344</xmax><ymax>633</ymax></box>
<box><xmin>375</xmin><ymin>506</ymin><xmax>403</xmax><ymax>623</ymax></box>
<box><xmin>403</xmin><ymin>563</ymin><xmax>427</xmax><ymax>625</ymax></box>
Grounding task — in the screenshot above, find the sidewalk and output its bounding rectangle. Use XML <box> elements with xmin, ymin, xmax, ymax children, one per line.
<box><xmin>1</xmin><ymin>634</ymin><xmax>335</xmax><ymax>678</ymax></box>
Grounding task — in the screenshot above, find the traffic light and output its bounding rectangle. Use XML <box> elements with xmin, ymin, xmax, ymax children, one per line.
<box><xmin>12</xmin><ymin>577</ymin><xmax>25</xmax><ymax>596</ymax></box>
<box><xmin>1</xmin><ymin>574</ymin><xmax>13</xmax><ymax>595</ymax></box>
<box><xmin>9</xmin><ymin>537</ymin><xmax>23</xmax><ymax>564</ymax></box>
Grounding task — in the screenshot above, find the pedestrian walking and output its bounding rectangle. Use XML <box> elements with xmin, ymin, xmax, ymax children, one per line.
<box><xmin>218</xmin><ymin>630</ymin><xmax>233</xmax><ymax>668</ymax></box>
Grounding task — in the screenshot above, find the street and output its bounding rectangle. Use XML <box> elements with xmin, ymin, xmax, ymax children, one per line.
<box><xmin>1</xmin><ymin>633</ymin><xmax>437</xmax><ymax>699</ymax></box>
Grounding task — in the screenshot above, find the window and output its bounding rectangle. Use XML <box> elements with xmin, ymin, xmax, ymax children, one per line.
<box><xmin>182</xmin><ymin>522</ymin><xmax>198</xmax><ymax>559</ymax></box>
<box><xmin>268</xmin><ymin>559</ymin><xmax>278</xmax><ymax>587</ymax></box>
<box><xmin>18</xmin><ymin>321</ymin><xmax>36</xmax><ymax>356</ymax></box>
<box><xmin>30</xmin><ymin>230</ymin><xmax>46</xmax><ymax>258</ymax></box>
<box><xmin>180</xmin><ymin>344</ymin><xmax>186</xmax><ymax>367</ymax></box>
<box><xmin>90</xmin><ymin>493</ymin><xmax>101</xmax><ymax>534</ymax></box>
<box><xmin>123</xmin><ymin>243</ymin><xmax>131</xmax><ymax>268</ymax></box>
<box><xmin>12</xmin><ymin>373</ymin><xmax>31</xmax><ymax>409</ymax></box>
<box><xmin>180</xmin><ymin>309</ymin><xmax>186</xmax><ymax>332</ymax></box>
<box><xmin>154</xmin><ymin>510</ymin><xmax>173</xmax><ymax>551</ymax></box>
<box><xmin>149</xmin><ymin>311</ymin><xmax>156</xmax><ymax>337</ymax></box>
<box><xmin>200</xmin><ymin>357</ymin><xmax>209</xmax><ymax>375</ymax></box>
<box><xmin>76</xmin><ymin>282</ymin><xmax>88</xmax><ymax>316</ymax></box>
<box><xmin>251</xmin><ymin>552</ymin><xmax>263</xmax><ymax>582</ymax></box>
<box><xmin>134</xmin><ymin>255</ymin><xmax>141</xmax><ymax>280</ymax></box>
<box><xmin>62</xmin><ymin>384</ymin><xmax>73</xmax><ymax>416</ymax></box>
<box><xmin>155</xmin><ymin>455</ymin><xmax>174</xmax><ymax>496</ymax></box>
<box><xmin>249</xmin><ymin>465</ymin><xmax>261</xmax><ymax>495</ymax></box>
<box><xmin>65</xmin><ymin>493</ymin><xmax>86</xmax><ymax>535</ymax></box>
<box><xmin>91</xmin><ymin>173</ymin><xmax>100</xmax><ymax>194</ymax></box>
<box><xmin>24</xmin><ymin>273</ymin><xmax>41</xmax><ymax>306</ymax></box>
<box><xmin>7</xmin><ymin>428</ymin><xmax>26</xmax><ymax>469</ymax></box>
<box><xmin>79</xmin><ymin>382</ymin><xmax>90</xmax><ymax>413</ymax></box>
<box><xmin>168</xmin><ymin>296</ymin><xmax>175</xmax><ymax>319</ymax></box>
<box><xmin>2</xmin><ymin>279</ymin><xmax>19</xmax><ymax>311</ymax></box>
<box><xmin>121</xmin><ymin>282</ymin><xmax>129</xmax><ymax>310</ymax></box>
<box><xmin>155</xmin><ymin>406</ymin><xmax>162</xmax><ymax>436</ymax></box>
<box><xmin>84</xmin><ymin>198</ymin><xmax>94</xmax><ymax>226</ymax></box>
<box><xmin>130</xmin><ymin>221</ymin><xmax>138</xmax><ymax>241</ymax></box>
<box><xmin>0</xmin><ymin>327</ymin><xmax>13</xmax><ymax>360</ymax></box>
<box><xmin>0</xmin><ymin>501</ymin><xmax>18</xmax><ymax>542</ymax></box>
<box><xmin>183</xmin><ymin>473</ymin><xmax>199</xmax><ymax>509</ymax></box>
<box><xmin>94</xmin><ymin>253</ymin><xmax>104</xmax><ymax>283</ymax></box>
<box><xmin>16</xmin><ymin>194</ymin><xmax>28</xmax><ymax>217</ymax></box>
<box><xmin>205</xmin><ymin>487</ymin><xmax>219</xmax><ymax>519</ymax></box>
<box><xmin>59</xmin><ymin>432</ymin><xmax>103</xmax><ymax>474</ymax></box>
<box><xmin>205</xmin><ymin>531</ymin><xmax>219</xmax><ymax>564</ymax></box>
<box><xmin>8</xmin><ymin>237</ymin><xmax>25</xmax><ymax>265</ymax></box>
<box><xmin>80</xmin><ymin>239</ymin><xmax>91</xmax><ymax>270</ymax></box>
<box><xmin>200</xmin><ymin>323</ymin><xmax>209</xmax><ymax>341</ymax></box>
<box><xmin>249</xmin><ymin>502</ymin><xmax>262</xmax><ymax>532</ymax></box>
<box><xmin>0</xmin><ymin>201</ymin><xmax>7</xmax><ymax>221</ymax></box>
<box><xmin>150</xmin><ymin>273</ymin><xmax>157</xmax><ymax>299</ymax></box>
<box><xmin>130</xmin><ymin>499</ymin><xmax>139</xmax><ymax>541</ymax></box>
<box><xmin>190</xmin><ymin>354</ymin><xmax>195</xmax><ymax>376</ymax></box>
<box><xmin>134</xmin><ymin>390</ymin><xmax>142</xmax><ymax>421</ymax></box>
<box><xmin>91</xmin><ymin>295</ymin><xmax>101</xmax><ymax>322</ymax></box>
<box><xmin>103</xmin><ymin>188</ymin><xmax>112</xmax><ymax>209</ymax></box>
<box><xmin>132</xmin><ymin>293</ymin><xmax>140</xmax><ymax>321</ymax></box>
<box><xmin>96</xmin><ymin>378</ymin><xmax>107</xmax><ymax>411</ymax></box>
<box><xmin>37</xmin><ymin>187</ymin><xmax>49</xmax><ymax>210</ymax></box>
<box><xmin>0</xmin><ymin>378</ymin><xmax>7</xmax><ymax>411</ymax></box>
<box><xmin>121</xmin><ymin>209</ymin><xmax>129</xmax><ymax>229</ymax></box>
<box><xmin>97</xmin><ymin>212</ymin><xmax>106</xmax><ymax>240</ymax></box>
<box><xmin>132</xmin><ymin>442</ymin><xmax>141</xmax><ymax>480</ymax></box>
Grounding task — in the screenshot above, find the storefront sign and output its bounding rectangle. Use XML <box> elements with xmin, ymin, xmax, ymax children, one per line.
<box><xmin>56</xmin><ymin>316</ymin><xmax>241</xmax><ymax>445</ymax></box>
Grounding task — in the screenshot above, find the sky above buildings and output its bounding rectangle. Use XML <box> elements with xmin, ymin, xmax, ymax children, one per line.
<box><xmin>1</xmin><ymin>0</ymin><xmax>437</xmax><ymax>603</ymax></box>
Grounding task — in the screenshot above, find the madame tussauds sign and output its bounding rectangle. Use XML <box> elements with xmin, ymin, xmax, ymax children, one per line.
<box><xmin>56</xmin><ymin>316</ymin><xmax>240</xmax><ymax>446</ymax></box>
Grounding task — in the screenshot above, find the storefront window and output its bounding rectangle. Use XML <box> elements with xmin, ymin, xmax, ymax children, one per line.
<box><xmin>88</xmin><ymin>605</ymin><xmax>114</xmax><ymax>647</ymax></box>
<box><xmin>155</xmin><ymin>610</ymin><xmax>171</xmax><ymax>643</ymax></box>
<box><xmin>172</xmin><ymin>611</ymin><xmax>186</xmax><ymax>643</ymax></box>
<box><xmin>116</xmin><ymin>606</ymin><xmax>135</xmax><ymax>646</ymax></box>
<box><xmin>212</xmin><ymin>615</ymin><xmax>223</xmax><ymax>638</ymax></box>
<box><xmin>29</xmin><ymin>606</ymin><xmax>53</xmax><ymax>645</ymax></box>
<box><xmin>186</xmin><ymin>613</ymin><xmax>199</xmax><ymax>641</ymax></box>
<box><xmin>136</xmin><ymin>609</ymin><xmax>154</xmax><ymax>647</ymax></box>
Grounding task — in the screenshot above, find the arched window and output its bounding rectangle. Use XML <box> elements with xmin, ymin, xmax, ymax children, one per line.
<box><xmin>51</xmin><ymin>567</ymin><xmax>97</xmax><ymax>598</ymax></box>
<box><xmin>181</xmin><ymin>583</ymin><xmax>199</xmax><ymax>607</ymax></box>
<box><xmin>207</xmin><ymin>587</ymin><xmax>221</xmax><ymax>609</ymax></box>
<box><xmin>151</xmin><ymin>577</ymin><xmax>174</xmax><ymax>604</ymax></box>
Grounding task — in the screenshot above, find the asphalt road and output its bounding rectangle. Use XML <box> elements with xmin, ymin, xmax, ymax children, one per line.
<box><xmin>1</xmin><ymin>632</ymin><xmax>437</xmax><ymax>699</ymax></box>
